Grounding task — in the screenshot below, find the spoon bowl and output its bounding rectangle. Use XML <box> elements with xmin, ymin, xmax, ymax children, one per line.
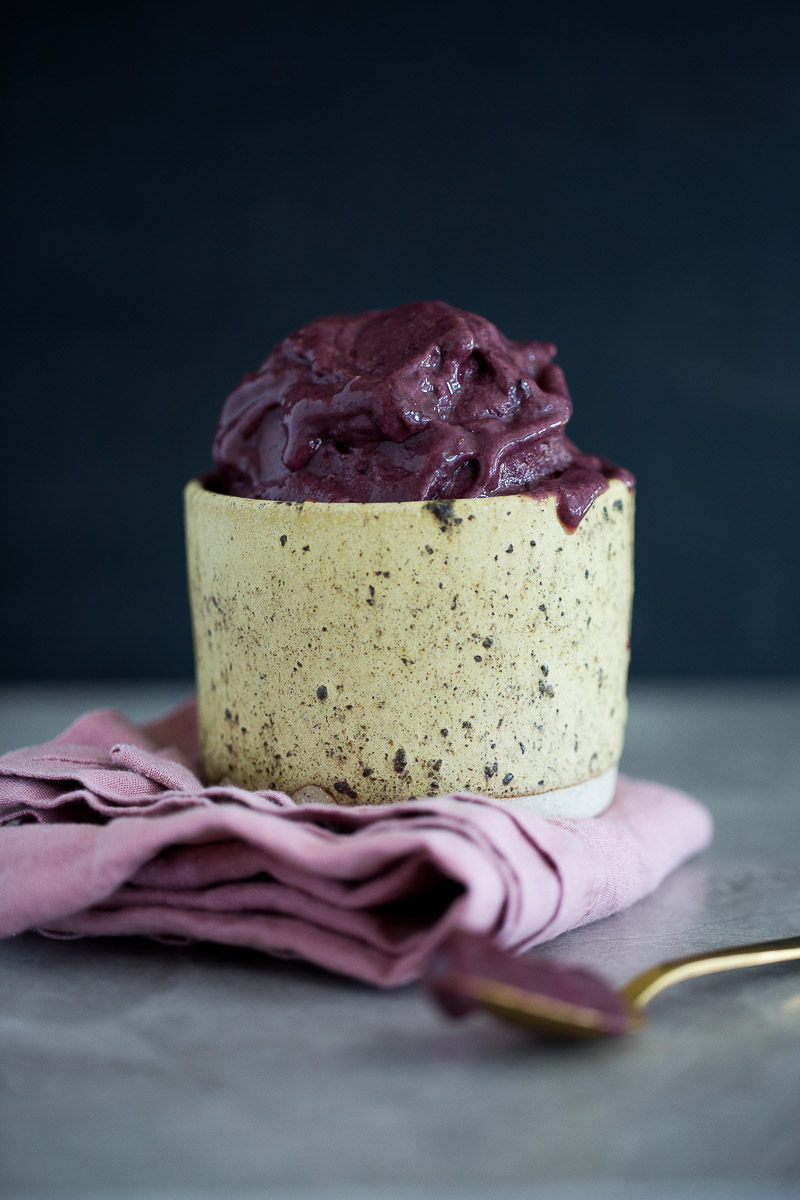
<box><xmin>424</xmin><ymin>931</ymin><xmax>800</xmax><ymax>1040</ymax></box>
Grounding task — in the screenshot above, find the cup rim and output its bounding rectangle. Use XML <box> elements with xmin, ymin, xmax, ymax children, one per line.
<box><xmin>185</xmin><ymin>475</ymin><xmax>632</xmax><ymax>517</ymax></box>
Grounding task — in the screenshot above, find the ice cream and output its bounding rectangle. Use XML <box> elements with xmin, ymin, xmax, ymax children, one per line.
<box><xmin>211</xmin><ymin>301</ymin><xmax>633</xmax><ymax>525</ymax></box>
<box><xmin>187</xmin><ymin>302</ymin><xmax>635</xmax><ymax>811</ymax></box>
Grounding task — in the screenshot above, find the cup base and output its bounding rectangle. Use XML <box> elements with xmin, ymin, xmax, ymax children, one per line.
<box><xmin>488</xmin><ymin>766</ymin><xmax>617</xmax><ymax>818</ymax></box>
<box><xmin>289</xmin><ymin>766</ymin><xmax>618</xmax><ymax>818</ymax></box>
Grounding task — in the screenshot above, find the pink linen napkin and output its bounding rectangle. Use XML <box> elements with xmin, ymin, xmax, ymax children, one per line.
<box><xmin>0</xmin><ymin>700</ymin><xmax>712</xmax><ymax>987</ymax></box>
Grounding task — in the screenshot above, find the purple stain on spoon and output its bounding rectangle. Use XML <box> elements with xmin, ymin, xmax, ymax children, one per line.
<box><xmin>423</xmin><ymin>930</ymin><xmax>636</xmax><ymax>1038</ymax></box>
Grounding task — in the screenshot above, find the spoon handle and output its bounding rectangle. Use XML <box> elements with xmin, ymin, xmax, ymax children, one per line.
<box><xmin>621</xmin><ymin>935</ymin><xmax>800</xmax><ymax>1011</ymax></box>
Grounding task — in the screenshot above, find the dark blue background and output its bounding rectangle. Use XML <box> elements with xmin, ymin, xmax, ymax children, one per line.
<box><xmin>3</xmin><ymin>1</ymin><xmax>799</xmax><ymax>679</ymax></box>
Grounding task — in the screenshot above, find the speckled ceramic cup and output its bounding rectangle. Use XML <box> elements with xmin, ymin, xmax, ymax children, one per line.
<box><xmin>184</xmin><ymin>478</ymin><xmax>634</xmax><ymax>816</ymax></box>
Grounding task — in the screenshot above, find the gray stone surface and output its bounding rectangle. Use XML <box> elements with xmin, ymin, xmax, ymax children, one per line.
<box><xmin>1</xmin><ymin>682</ymin><xmax>799</xmax><ymax>1200</ymax></box>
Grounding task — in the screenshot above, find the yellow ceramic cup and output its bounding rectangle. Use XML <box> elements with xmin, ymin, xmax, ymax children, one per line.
<box><xmin>185</xmin><ymin>478</ymin><xmax>634</xmax><ymax>815</ymax></box>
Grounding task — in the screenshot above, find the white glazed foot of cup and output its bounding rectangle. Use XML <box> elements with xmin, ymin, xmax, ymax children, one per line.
<box><xmin>495</xmin><ymin>766</ymin><xmax>618</xmax><ymax>818</ymax></box>
<box><xmin>291</xmin><ymin>766</ymin><xmax>618</xmax><ymax>818</ymax></box>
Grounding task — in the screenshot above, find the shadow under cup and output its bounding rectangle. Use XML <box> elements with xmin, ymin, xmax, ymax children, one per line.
<box><xmin>184</xmin><ymin>478</ymin><xmax>634</xmax><ymax>816</ymax></box>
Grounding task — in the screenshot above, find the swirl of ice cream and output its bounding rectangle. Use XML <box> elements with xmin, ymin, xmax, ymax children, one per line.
<box><xmin>211</xmin><ymin>301</ymin><xmax>633</xmax><ymax>526</ymax></box>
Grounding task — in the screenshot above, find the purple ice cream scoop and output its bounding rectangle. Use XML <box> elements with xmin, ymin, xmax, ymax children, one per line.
<box><xmin>211</xmin><ymin>301</ymin><xmax>633</xmax><ymax>527</ymax></box>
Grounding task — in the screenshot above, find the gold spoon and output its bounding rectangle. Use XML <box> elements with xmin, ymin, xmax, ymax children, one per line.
<box><xmin>424</xmin><ymin>931</ymin><xmax>800</xmax><ymax>1039</ymax></box>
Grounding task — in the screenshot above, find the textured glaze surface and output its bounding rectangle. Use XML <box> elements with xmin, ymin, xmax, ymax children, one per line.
<box><xmin>1</xmin><ymin>682</ymin><xmax>799</xmax><ymax>1198</ymax></box>
<box><xmin>185</xmin><ymin>478</ymin><xmax>634</xmax><ymax>805</ymax></box>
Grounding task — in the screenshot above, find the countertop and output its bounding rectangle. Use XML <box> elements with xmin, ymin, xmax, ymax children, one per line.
<box><xmin>1</xmin><ymin>682</ymin><xmax>799</xmax><ymax>1200</ymax></box>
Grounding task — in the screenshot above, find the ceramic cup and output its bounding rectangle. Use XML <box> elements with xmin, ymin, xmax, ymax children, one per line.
<box><xmin>184</xmin><ymin>478</ymin><xmax>634</xmax><ymax>816</ymax></box>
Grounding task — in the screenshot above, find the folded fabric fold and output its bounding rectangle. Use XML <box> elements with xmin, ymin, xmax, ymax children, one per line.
<box><xmin>0</xmin><ymin>700</ymin><xmax>712</xmax><ymax>986</ymax></box>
